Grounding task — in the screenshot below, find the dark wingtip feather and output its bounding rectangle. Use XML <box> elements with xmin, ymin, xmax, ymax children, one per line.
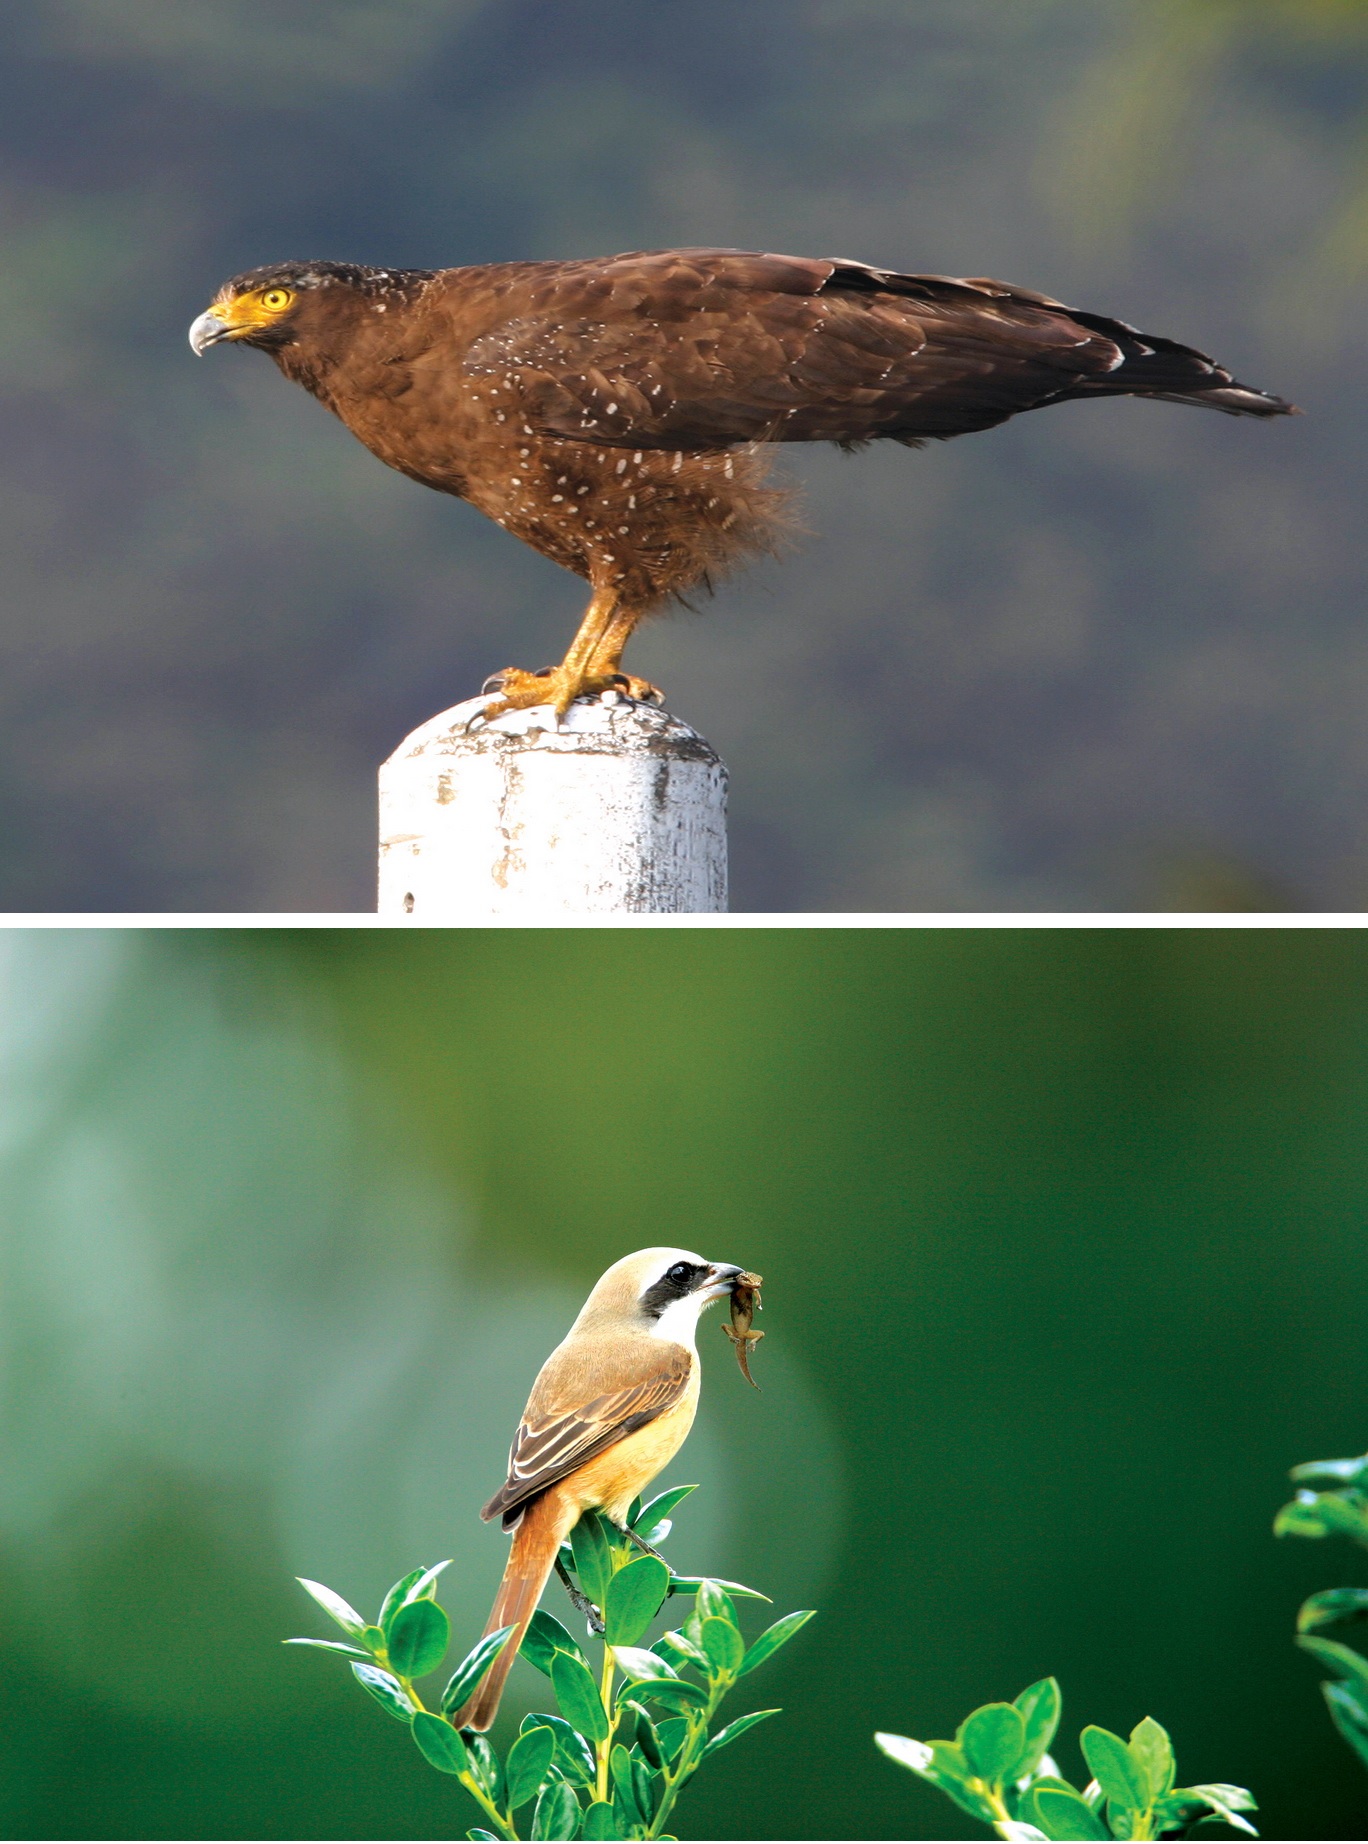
<box><xmin>1141</xmin><ymin>385</ymin><xmax>1299</xmax><ymax>418</ymax></box>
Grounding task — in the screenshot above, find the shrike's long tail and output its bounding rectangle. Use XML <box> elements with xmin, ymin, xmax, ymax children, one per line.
<box><xmin>452</xmin><ymin>1490</ymin><xmax>574</xmax><ymax>1732</ymax></box>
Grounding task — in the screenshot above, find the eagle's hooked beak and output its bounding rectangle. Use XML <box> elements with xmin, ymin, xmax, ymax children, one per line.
<box><xmin>188</xmin><ymin>309</ymin><xmax>232</xmax><ymax>356</ymax></box>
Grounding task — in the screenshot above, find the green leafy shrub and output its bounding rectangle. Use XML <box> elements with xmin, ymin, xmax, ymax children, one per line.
<box><xmin>876</xmin><ymin>1678</ymin><xmax>1256</xmax><ymax>1840</ymax></box>
<box><xmin>286</xmin><ymin>1486</ymin><xmax>813</xmax><ymax>1840</ymax></box>
<box><xmin>1275</xmin><ymin>1448</ymin><xmax>1368</xmax><ymax>1771</ymax></box>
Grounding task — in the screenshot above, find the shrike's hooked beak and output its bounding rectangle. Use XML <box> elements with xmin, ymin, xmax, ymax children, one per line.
<box><xmin>188</xmin><ymin>309</ymin><xmax>232</xmax><ymax>356</ymax></box>
<box><xmin>700</xmin><ymin>1262</ymin><xmax>745</xmax><ymax>1302</ymax></box>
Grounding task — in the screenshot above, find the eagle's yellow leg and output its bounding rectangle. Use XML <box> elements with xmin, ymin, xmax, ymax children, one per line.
<box><xmin>479</xmin><ymin>590</ymin><xmax>662</xmax><ymax>719</ymax></box>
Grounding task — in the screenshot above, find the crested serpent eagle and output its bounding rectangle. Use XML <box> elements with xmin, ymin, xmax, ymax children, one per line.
<box><xmin>190</xmin><ymin>248</ymin><xmax>1293</xmax><ymax>719</ymax></box>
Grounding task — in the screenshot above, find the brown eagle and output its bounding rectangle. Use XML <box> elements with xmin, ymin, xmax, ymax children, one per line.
<box><xmin>189</xmin><ymin>248</ymin><xmax>1292</xmax><ymax>718</ymax></box>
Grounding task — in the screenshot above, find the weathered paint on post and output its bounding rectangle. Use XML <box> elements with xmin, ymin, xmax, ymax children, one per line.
<box><xmin>378</xmin><ymin>693</ymin><xmax>728</xmax><ymax>917</ymax></box>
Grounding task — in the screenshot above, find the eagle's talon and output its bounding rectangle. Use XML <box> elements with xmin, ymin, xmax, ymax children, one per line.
<box><xmin>467</xmin><ymin>663</ymin><xmax>664</xmax><ymax>719</ymax></box>
<box><xmin>607</xmin><ymin>673</ymin><xmax>665</xmax><ymax>707</ymax></box>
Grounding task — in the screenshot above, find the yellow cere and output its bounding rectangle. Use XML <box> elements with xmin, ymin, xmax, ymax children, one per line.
<box><xmin>208</xmin><ymin>286</ymin><xmax>295</xmax><ymax>336</ymax></box>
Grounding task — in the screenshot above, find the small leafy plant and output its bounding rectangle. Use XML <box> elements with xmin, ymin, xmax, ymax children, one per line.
<box><xmin>876</xmin><ymin>1678</ymin><xmax>1257</xmax><ymax>1840</ymax></box>
<box><xmin>1275</xmin><ymin>1447</ymin><xmax>1368</xmax><ymax>1771</ymax></box>
<box><xmin>286</xmin><ymin>1485</ymin><xmax>813</xmax><ymax>1840</ymax></box>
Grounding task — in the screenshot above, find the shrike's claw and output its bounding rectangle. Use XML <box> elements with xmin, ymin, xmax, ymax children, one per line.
<box><xmin>555</xmin><ymin>1554</ymin><xmax>605</xmax><ymax>1634</ymax></box>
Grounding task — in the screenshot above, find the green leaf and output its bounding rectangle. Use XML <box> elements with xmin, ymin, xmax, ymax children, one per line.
<box><xmin>612</xmin><ymin>1645</ymin><xmax>678</xmax><ymax>1682</ymax></box>
<box><xmin>467</xmin><ymin>1734</ymin><xmax>506</xmax><ymax>1807</ymax></box>
<box><xmin>611</xmin><ymin>1786</ymin><xmax>638</xmax><ymax>1839</ymax></box>
<box><xmin>411</xmin><ymin>1711</ymin><xmax>470</xmax><ymax>1776</ymax></box>
<box><xmin>699</xmin><ymin>1615</ymin><xmax>744</xmax><ymax>1675</ymax></box>
<box><xmin>1297</xmin><ymin>1633</ymin><xmax>1368</xmax><ymax>1693</ymax></box>
<box><xmin>527</xmin><ymin>1712</ymin><xmax>597</xmax><ymax>1788</ymax></box>
<box><xmin>387</xmin><ymin>1597</ymin><xmax>450</xmax><ymax>1678</ymax></box>
<box><xmin>581</xmin><ymin>1801</ymin><xmax>618</xmax><ymax>1840</ymax></box>
<box><xmin>631</xmin><ymin>1756</ymin><xmax>654</xmax><ymax>1826</ymax></box>
<box><xmin>605</xmin><ymin>1556</ymin><xmax>671</xmax><ymax>1647</ymax></box>
<box><xmin>404</xmin><ymin>1558</ymin><xmax>453</xmax><ymax>1604</ymax></box>
<box><xmin>1324</xmin><ymin>1680</ymin><xmax>1368</xmax><ymax>1772</ymax></box>
<box><xmin>570</xmin><ymin>1511</ymin><xmax>613</xmax><ymax>1609</ymax></box>
<box><xmin>468</xmin><ymin>1831</ymin><xmax>499</xmax><ymax>1841</ymax></box>
<box><xmin>630</xmin><ymin>1485</ymin><xmax>696</xmax><ymax>1547</ymax></box>
<box><xmin>443</xmin><ymin>1626</ymin><xmax>517</xmax><ymax>1716</ymax></box>
<box><xmin>350</xmin><ymin>1660</ymin><xmax>416</xmax><ymax>1722</ymax></box>
<box><xmin>623</xmin><ymin>1702</ymin><xmax>665</xmax><ymax>1771</ymax></box>
<box><xmin>1127</xmin><ymin>1717</ymin><xmax>1174</xmax><ymax>1801</ymax></box>
<box><xmin>532</xmin><ymin>1777</ymin><xmax>583</xmax><ymax>1841</ymax></box>
<box><xmin>634</xmin><ymin>1484</ymin><xmax>697</xmax><ymax>1527</ymax></box>
<box><xmin>666</xmin><ymin>1575</ymin><xmax>770</xmax><ymax>1602</ymax></box>
<box><xmin>701</xmin><ymin>1707</ymin><xmax>780</xmax><ymax>1760</ymax></box>
<box><xmin>297</xmin><ymin>1577</ymin><xmax>367</xmax><ymax>1639</ymax></box>
<box><xmin>283</xmin><ymin>1636</ymin><xmax>370</xmax><ymax>1658</ymax></box>
<box><xmin>1026</xmin><ymin>1785</ymin><xmax>1109</xmax><ymax>1840</ymax></box>
<box><xmin>629</xmin><ymin>1675</ymin><xmax>710</xmax><ymax>1712</ymax></box>
<box><xmin>874</xmin><ymin>1734</ymin><xmax>998</xmax><ymax>1823</ymax></box>
<box><xmin>655</xmin><ymin>1717</ymin><xmax>690</xmax><ymax>1764</ymax></box>
<box><xmin>1274</xmin><ymin>1488</ymin><xmax>1337</xmax><ymax>1539</ymax></box>
<box><xmin>959</xmin><ymin>1703</ymin><xmax>1027</xmax><ymax>1785</ymax></box>
<box><xmin>654</xmin><ymin>1630</ymin><xmax>709</xmax><ymax>1671</ymax></box>
<box><xmin>523</xmin><ymin>1609</ymin><xmax>590</xmax><ymax>1677</ymax></box>
<box><xmin>696</xmin><ymin>1581</ymin><xmax>738</xmax><ymax>1627</ymax></box>
<box><xmin>1169</xmin><ymin>1784</ymin><xmax>1259</xmax><ymax>1837</ymax></box>
<box><xmin>1079</xmin><ymin>1728</ymin><xmax>1148</xmax><ymax>1812</ymax></box>
<box><xmin>1178</xmin><ymin>1782</ymin><xmax>1257</xmax><ymax>1814</ymax></box>
<box><xmin>610</xmin><ymin>1743</ymin><xmax>639</xmax><ymax>1817</ymax></box>
<box><xmin>379</xmin><ymin>1569</ymin><xmax>428</xmax><ymax>1634</ymax></box>
<box><xmin>737</xmin><ymin>1609</ymin><xmax>815</xmax><ymax>1678</ymax></box>
<box><xmin>551</xmin><ymin>1649</ymin><xmax>609</xmax><ymax>1743</ymax></box>
<box><xmin>1299</xmin><ymin>1589</ymin><xmax>1368</xmax><ymax>1634</ymax></box>
<box><xmin>507</xmin><ymin>1725</ymin><xmax>557</xmax><ymax>1808</ymax></box>
<box><xmin>1014</xmin><ymin>1679</ymin><xmax>1062</xmax><ymax>1775</ymax></box>
<box><xmin>1312</xmin><ymin>1495</ymin><xmax>1368</xmax><ymax>1542</ymax></box>
<box><xmin>1291</xmin><ymin>1453</ymin><xmax>1368</xmax><ymax>1487</ymax></box>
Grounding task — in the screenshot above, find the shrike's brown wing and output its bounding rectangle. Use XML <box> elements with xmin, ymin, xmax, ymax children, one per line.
<box><xmin>482</xmin><ymin>1344</ymin><xmax>692</xmax><ymax>1527</ymax></box>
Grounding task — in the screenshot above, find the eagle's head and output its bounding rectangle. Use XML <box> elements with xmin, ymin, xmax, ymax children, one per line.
<box><xmin>188</xmin><ymin>261</ymin><xmax>434</xmax><ymax>356</ymax></box>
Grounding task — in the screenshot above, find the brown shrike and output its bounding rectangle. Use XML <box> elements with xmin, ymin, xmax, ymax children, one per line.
<box><xmin>452</xmin><ymin>1248</ymin><xmax>744</xmax><ymax>1731</ymax></box>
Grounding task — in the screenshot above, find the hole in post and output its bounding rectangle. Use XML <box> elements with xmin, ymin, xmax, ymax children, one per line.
<box><xmin>403</xmin><ymin>892</ymin><xmax>415</xmax><ymax>913</ymax></box>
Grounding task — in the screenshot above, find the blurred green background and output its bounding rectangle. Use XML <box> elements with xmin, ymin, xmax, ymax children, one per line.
<box><xmin>5</xmin><ymin>0</ymin><xmax>1368</xmax><ymax>909</ymax></box>
<box><xmin>2</xmin><ymin>925</ymin><xmax>1368</xmax><ymax>1836</ymax></box>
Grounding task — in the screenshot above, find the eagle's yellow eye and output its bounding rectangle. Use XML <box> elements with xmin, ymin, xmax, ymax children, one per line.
<box><xmin>261</xmin><ymin>287</ymin><xmax>292</xmax><ymax>312</ymax></box>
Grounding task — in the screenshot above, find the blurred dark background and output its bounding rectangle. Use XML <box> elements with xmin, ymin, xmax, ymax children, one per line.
<box><xmin>4</xmin><ymin>0</ymin><xmax>1368</xmax><ymax>910</ymax></box>
<box><xmin>2</xmin><ymin>926</ymin><xmax>1368</xmax><ymax>1838</ymax></box>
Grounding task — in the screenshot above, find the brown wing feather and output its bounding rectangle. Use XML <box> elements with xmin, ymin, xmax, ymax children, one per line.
<box><xmin>481</xmin><ymin>1344</ymin><xmax>691</xmax><ymax>1527</ymax></box>
<box><xmin>453</xmin><ymin>247</ymin><xmax>1288</xmax><ymax>452</ymax></box>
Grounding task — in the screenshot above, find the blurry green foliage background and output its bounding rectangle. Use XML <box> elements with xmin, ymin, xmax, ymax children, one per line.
<box><xmin>2</xmin><ymin>926</ymin><xmax>1368</xmax><ymax>1836</ymax></box>
<box><xmin>5</xmin><ymin>0</ymin><xmax>1368</xmax><ymax>908</ymax></box>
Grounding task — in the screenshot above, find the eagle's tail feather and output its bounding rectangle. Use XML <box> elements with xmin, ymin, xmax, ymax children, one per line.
<box><xmin>1061</xmin><ymin>310</ymin><xmax>1297</xmax><ymax>417</ymax></box>
<box><xmin>451</xmin><ymin>1490</ymin><xmax>574</xmax><ymax>1733</ymax></box>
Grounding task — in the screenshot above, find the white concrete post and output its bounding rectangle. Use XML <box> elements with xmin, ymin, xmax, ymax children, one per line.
<box><xmin>377</xmin><ymin>693</ymin><xmax>728</xmax><ymax>917</ymax></box>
